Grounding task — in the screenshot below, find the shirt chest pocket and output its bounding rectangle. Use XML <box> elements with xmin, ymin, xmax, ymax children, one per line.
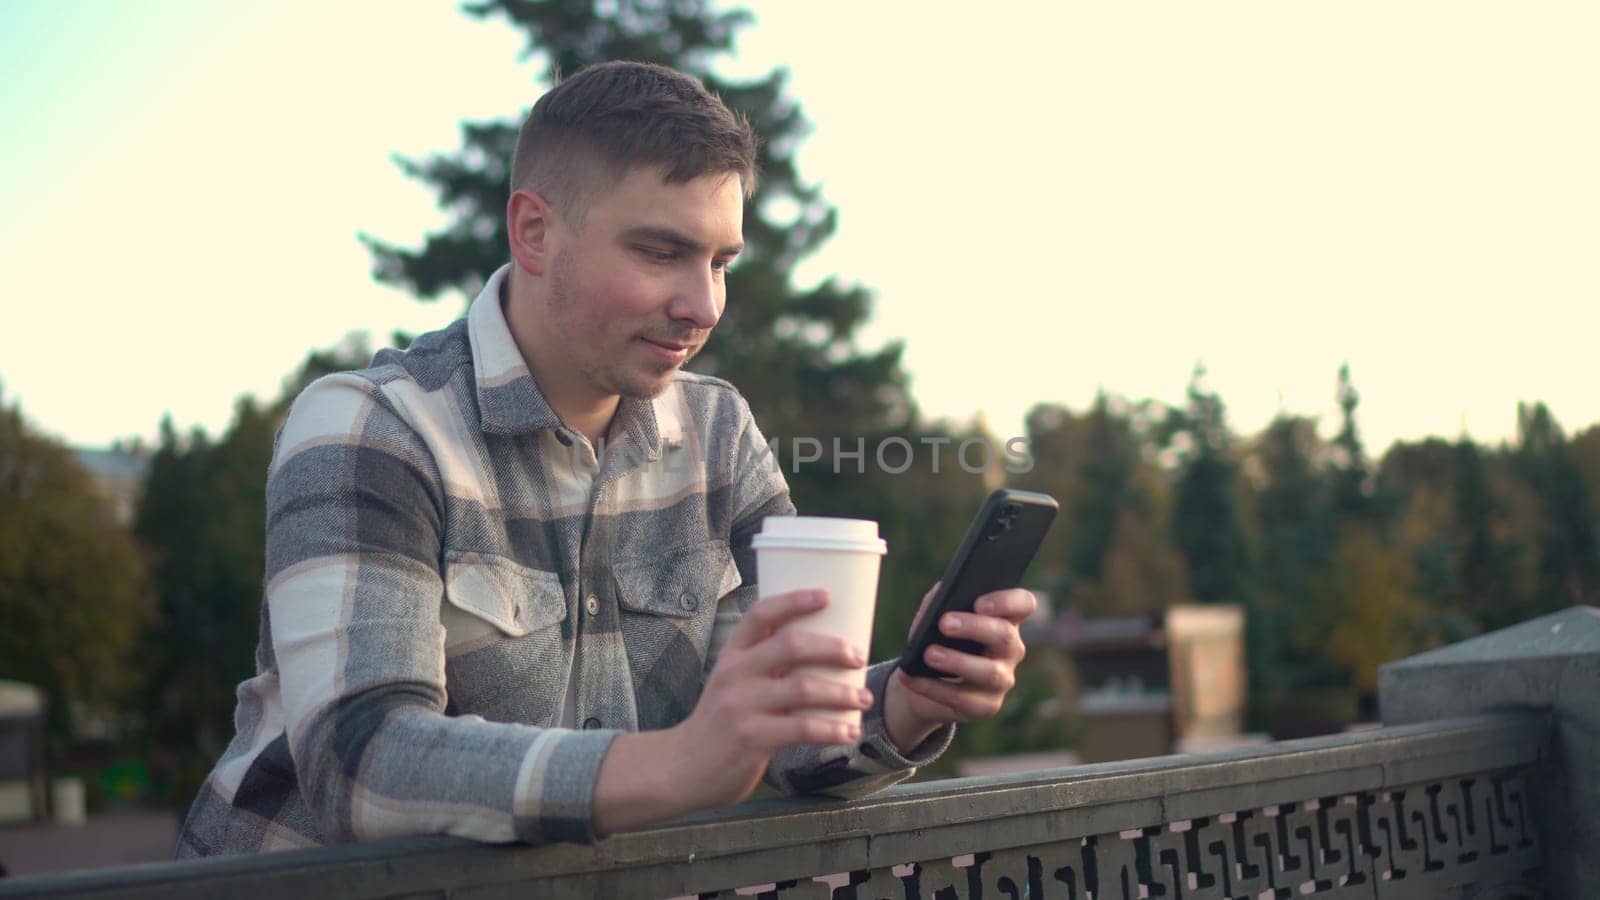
<box><xmin>612</xmin><ymin>540</ymin><xmax>743</xmax><ymax>710</ymax></box>
<box><xmin>441</xmin><ymin>551</ymin><xmax>567</xmax><ymax>655</ymax></box>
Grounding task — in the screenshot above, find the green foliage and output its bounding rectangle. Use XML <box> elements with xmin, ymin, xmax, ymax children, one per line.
<box><xmin>1015</xmin><ymin>397</ymin><xmax>1191</xmax><ymax>617</ymax></box>
<box><xmin>1572</xmin><ymin>426</ymin><xmax>1600</xmax><ymax>544</ymax></box>
<box><xmin>994</xmin><ymin>369</ymin><xmax>1600</xmax><ymax>739</ymax></box>
<box><xmin>1330</xmin><ymin>363</ymin><xmax>1372</xmax><ymax>520</ymax></box>
<box><xmin>1513</xmin><ymin>402</ymin><xmax>1600</xmax><ymax>614</ymax></box>
<box><xmin>132</xmin><ymin>341</ymin><xmax>373</xmax><ymax>802</ymax></box>
<box><xmin>1164</xmin><ymin>365</ymin><xmax>1249</xmax><ymax>606</ymax></box>
<box><xmin>1304</xmin><ymin>526</ymin><xmax>1433</xmax><ymax>696</ymax></box>
<box><xmin>1242</xmin><ymin>414</ymin><xmax>1335</xmax><ymax>723</ymax></box>
<box><xmin>134</xmin><ymin>405</ymin><xmax>273</xmax><ymax>795</ymax></box>
<box><xmin>0</xmin><ymin>392</ymin><xmax>155</xmax><ymax>746</ymax></box>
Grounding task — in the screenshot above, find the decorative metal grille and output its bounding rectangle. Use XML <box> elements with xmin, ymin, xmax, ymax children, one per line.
<box><xmin>702</xmin><ymin>767</ymin><xmax>1542</xmax><ymax>900</ymax></box>
<box><xmin>0</xmin><ymin>715</ymin><xmax>1555</xmax><ymax>900</ymax></box>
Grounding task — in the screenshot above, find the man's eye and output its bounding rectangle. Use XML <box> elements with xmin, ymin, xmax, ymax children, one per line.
<box><xmin>638</xmin><ymin>247</ymin><xmax>675</xmax><ymax>262</ymax></box>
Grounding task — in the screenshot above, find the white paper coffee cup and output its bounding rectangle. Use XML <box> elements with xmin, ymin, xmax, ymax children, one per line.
<box><xmin>752</xmin><ymin>516</ymin><xmax>888</xmax><ymax>727</ymax></box>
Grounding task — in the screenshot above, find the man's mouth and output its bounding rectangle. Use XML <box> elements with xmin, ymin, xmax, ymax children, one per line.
<box><xmin>639</xmin><ymin>336</ymin><xmax>695</xmax><ymax>364</ymax></box>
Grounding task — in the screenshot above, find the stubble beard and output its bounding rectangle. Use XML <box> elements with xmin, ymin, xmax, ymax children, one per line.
<box><xmin>549</xmin><ymin>250</ymin><xmax>695</xmax><ymax>401</ymax></box>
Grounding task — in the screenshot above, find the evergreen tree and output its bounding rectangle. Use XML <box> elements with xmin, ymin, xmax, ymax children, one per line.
<box><xmin>1018</xmin><ymin>396</ymin><xmax>1189</xmax><ymax>616</ymax></box>
<box><xmin>1069</xmin><ymin>395</ymin><xmax>1142</xmax><ymax>592</ymax></box>
<box><xmin>1330</xmin><ymin>362</ymin><xmax>1373</xmax><ymax>520</ymax></box>
<box><xmin>134</xmin><ymin>341</ymin><xmax>373</xmax><ymax>804</ymax></box>
<box><xmin>1572</xmin><ymin>425</ymin><xmax>1600</xmax><ymax>539</ymax></box>
<box><xmin>135</xmin><ymin>408</ymin><xmax>272</xmax><ymax>799</ymax></box>
<box><xmin>1244</xmin><ymin>414</ymin><xmax>1336</xmax><ymax>729</ymax></box>
<box><xmin>1015</xmin><ymin>403</ymin><xmax>1081</xmax><ymax>596</ymax></box>
<box><xmin>1165</xmin><ymin>364</ymin><xmax>1248</xmax><ymax>605</ymax></box>
<box><xmin>1249</xmin><ymin>415</ymin><xmax>1329</xmax><ymax>608</ymax></box>
<box><xmin>1373</xmin><ymin>438</ymin><xmax>1473</xmax><ymax>640</ymax></box>
<box><xmin>1514</xmin><ymin>403</ymin><xmax>1600</xmax><ymax>613</ymax></box>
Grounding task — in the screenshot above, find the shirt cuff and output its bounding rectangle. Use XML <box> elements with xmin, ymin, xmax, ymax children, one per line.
<box><xmin>857</xmin><ymin>659</ymin><xmax>956</xmax><ymax>769</ymax></box>
<box><xmin>510</xmin><ymin>727</ymin><xmax>623</xmax><ymax>845</ymax></box>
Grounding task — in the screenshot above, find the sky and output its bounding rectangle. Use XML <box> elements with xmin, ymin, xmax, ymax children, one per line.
<box><xmin>2</xmin><ymin>1</ymin><xmax>1597</xmax><ymax>456</ymax></box>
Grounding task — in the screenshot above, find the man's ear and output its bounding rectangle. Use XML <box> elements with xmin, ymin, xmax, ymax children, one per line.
<box><xmin>507</xmin><ymin>188</ymin><xmax>555</xmax><ymax>277</ymax></box>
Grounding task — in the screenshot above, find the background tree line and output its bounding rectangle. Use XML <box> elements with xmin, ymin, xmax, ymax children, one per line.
<box><xmin>3</xmin><ymin>0</ymin><xmax>1598</xmax><ymax>805</ymax></box>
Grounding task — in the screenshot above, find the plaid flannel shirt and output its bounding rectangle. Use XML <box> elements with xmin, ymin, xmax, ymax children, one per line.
<box><xmin>176</xmin><ymin>264</ymin><xmax>953</xmax><ymax>857</ymax></box>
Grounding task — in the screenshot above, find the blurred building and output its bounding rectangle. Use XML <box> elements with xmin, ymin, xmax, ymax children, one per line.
<box><xmin>1051</xmin><ymin>604</ymin><xmax>1261</xmax><ymax>763</ymax></box>
<box><xmin>0</xmin><ymin>680</ymin><xmax>46</xmax><ymax>825</ymax></box>
<box><xmin>1166</xmin><ymin>605</ymin><xmax>1252</xmax><ymax>747</ymax></box>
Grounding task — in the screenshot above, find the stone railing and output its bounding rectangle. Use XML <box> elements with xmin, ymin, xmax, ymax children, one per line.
<box><xmin>4</xmin><ymin>606</ymin><xmax>1594</xmax><ymax>900</ymax></box>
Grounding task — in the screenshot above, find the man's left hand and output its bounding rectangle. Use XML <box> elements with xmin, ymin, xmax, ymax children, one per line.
<box><xmin>883</xmin><ymin>586</ymin><xmax>1036</xmax><ymax>753</ymax></box>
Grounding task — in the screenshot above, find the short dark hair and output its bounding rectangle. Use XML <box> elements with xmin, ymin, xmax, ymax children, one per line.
<box><xmin>510</xmin><ymin>61</ymin><xmax>759</xmax><ymax>226</ymax></box>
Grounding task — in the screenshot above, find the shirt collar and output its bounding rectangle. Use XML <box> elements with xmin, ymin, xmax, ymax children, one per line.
<box><xmin>467</xmin><ymin>264</ymin><xmax>676</xmax><ymax>457</ymax></box>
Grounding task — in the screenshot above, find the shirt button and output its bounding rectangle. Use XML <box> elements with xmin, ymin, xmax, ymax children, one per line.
<box><xmin>585</xmin><ymin>595</ymin><xmax>600</xmax><ymax>616</ymax></box>
<box><xmin>582</xmin><ymin>717</ymin><xmax>602</xmax><ymax>730</ymax></box>
<box><xmin>679</xmin><ymin>591</ymin><xmax>699</xmax><ymax>612</ymax></box>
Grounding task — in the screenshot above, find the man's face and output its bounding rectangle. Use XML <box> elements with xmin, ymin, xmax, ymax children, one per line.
<box><xmin>543</xmin><ymin>166</ymin><xmax>745</xmax><ymax>401</ymax></box>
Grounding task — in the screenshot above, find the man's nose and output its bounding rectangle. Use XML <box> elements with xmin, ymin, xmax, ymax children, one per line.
<box><xmin>670</xmin><ymin>267</ymin><xmax>722</xmax><ymax>330</ymax></box>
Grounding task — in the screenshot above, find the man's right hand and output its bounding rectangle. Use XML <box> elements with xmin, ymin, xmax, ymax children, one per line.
<box><xmin>669</xmin><ymin>588</ymin><xmax>871</xmax><ymax>809</ymax></box>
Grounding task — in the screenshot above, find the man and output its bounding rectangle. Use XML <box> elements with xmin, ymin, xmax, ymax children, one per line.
<box><xmin>177</xmin><ymin>61</ymin><xmax>1035</xmax><ymax>856</ymax></box>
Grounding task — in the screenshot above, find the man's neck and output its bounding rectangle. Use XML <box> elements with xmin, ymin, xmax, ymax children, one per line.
<box><xmin>556</xmin><ymin>395</ymin><xmax>621</xmax><ymax>452</ymax></box>
<box><xmin>500</xmin><ymin>276</ymin><xmax>619</xmax><ymax>449</ymax></box>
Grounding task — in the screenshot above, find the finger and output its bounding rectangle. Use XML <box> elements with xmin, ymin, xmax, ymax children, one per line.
<box><xmin>736</xmin><ymin>627</ymin><xmax>865</xmax><ymax>677</ymax></box>
<box><xmin>748</xmin><ymin>675</ymin><xmax>874</xmax><ymax>713</ymax></box>
<box><xmin>974</xmin><ymin>589</ymin><xmax>1037</xmax><ymax>624</ymax></box>
<box><xmin>900</xmin><ymin>672</ymin><xmax>1005</xmax><ymax>720</ymax></box>
<box><xmin>922</xmin><ymin>644</ymin><xmax>1015</xmax><ymax>693</ymax></box>
<box><xmin>727</xmin><ymin>589</ymin><xmax>828</xmax><ymax>651</ymax></box>
<box><xmin>893</xmin><ymin>669</ymin><xmax>965</xmax><ymax>719</ymax></box>
<box><xmin>737</xmin><ymin>711</ymin><xmax>860</xmax><ymax>751</ymax></box>
<box><xmin>906</xmin><ymin>583</ymin><xmax>940</xmax><ymax>639</ymax></box>
<box><xmin>939</xmin><ymin>612</ymin><xmax>1023</xmax><ymax>659</ymax></box>
<box><xmin>940</xmin><ymin>612</ymin><xmax>1026</xmax><ymax>663</ymax></box>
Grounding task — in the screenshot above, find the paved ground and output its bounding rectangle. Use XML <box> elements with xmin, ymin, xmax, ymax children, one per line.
<box><xmin>0</xmin><ymin>810</ymin><xmax>179</xmax><ymax>878</ymax></box>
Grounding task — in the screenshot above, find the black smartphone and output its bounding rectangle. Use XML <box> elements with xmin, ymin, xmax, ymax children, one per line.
<box><xmin>899</xmin><ymin>489</ymin><xmax>1059</xmax><ymax>679</ymax></box>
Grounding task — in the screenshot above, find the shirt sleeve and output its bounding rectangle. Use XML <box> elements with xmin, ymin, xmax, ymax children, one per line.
<box><xmin>707</xmin><ymin>397</ymin><xmax>955</xmax><ymax>799</ymax></box>
<box><xmin>266</xmin><ymin>373</ymin><xmax>617</xmax><ymax>847</ymax></box>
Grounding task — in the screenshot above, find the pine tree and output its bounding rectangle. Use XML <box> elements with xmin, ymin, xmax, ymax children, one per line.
<box><xmin>1514</xmin><ymin>403</ymin><xmax>1600</xmax><ymax>613</ymax></box>
<box><xmin>1165</xmin><ymin>364</ymin><xmax>1248</xmax><ymax>605</ymax></box>
<box><xmin>1449</xmin><ymin>439</ymin><xmax>1526</xmax><ymax>632</ymax></box>
<box><xmin>1330</xmin><ymin>362</ymin><xmax>1372</xmax><ymax>520</ymax></box>
<box><xmin>1245</xmin><ymin>414</ymin><xmax>1336</xmax><ymax>729</ymax></box>
<box><xmin>1018</xmin><ymin>396</ymin><xmax>1189</xmax><ymax>616</ymax></box>
<box><xmin>134</xmin><ymin>342</ymin><xmax>374</xmax><ymax>805</ymax></box>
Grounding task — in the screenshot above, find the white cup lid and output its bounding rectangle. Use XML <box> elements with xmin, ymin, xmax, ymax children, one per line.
<box><xmin>752</xmin><ymin>516</ymin><xmax>887</xmax><ymax>555</ymax></box>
